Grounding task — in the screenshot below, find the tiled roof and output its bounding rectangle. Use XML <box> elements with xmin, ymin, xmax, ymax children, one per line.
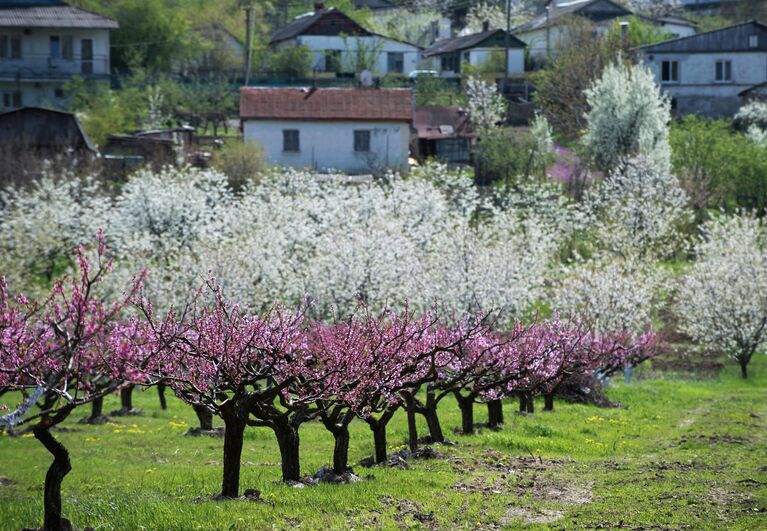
<box><xmin>422</xmin><ymin>29</ymin><xmax>525</xmax><ymax>57</ymax></box>
<box><xmin>240</xmin><ymin>87</ymin><xmax>414</xmax><ymax>122</ymax></box>
<box><xmin>0</xmin><ymin>5</ymin><xmax>118</xmax><ymax>28</ymax></box>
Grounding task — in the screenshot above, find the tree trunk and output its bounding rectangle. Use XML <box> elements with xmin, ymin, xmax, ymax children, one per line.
<box><xmin>121</xmin><ymin>385</ymin><xmax>133</xmax><ymax>411</ymax></box>
<box><xmin>275</xmin><ymin>424</ymin><xmax>301</xmax><ymax>482</ymax></box>
<box><xmin>33</xmin><ymin>424</ymin><xmax>72</xmax><ymax>531</ymax></box>
<box><xmin>455</xmin><ymin>393</ymin><xmax>474</xmax><ymax>435</ymax></box>
<box><xmin>544</xmin><ymin>393</ymin><xmax>554</xmax><ymax>412</ymax></box>
<box><xmin>487</xmin><ymin>399</ymin><xmax>504</xmax><ymax>428</ymax></box>
<box><xmin>90</xmin><ymin>397</ymin><xmax>103</xmax><ymax>420</ymax></box>
<box><xmin>220</xmin><ymin>415</ymin><xmax>246</xmax><ymax>498</ymax></box>
<box><xmin>424</xmin><ymin>387</ymin><xmax>444</xmax><ymax>443</ymax></box>
<box><xmin>157</xmin><ymin>384</ymin><xmax>167</xmax><ymax>410</ymax></box>
<box><xmin>372</xmin><ymin>422</ymin><xmax>388</xmax><ymax>463</ymax></box>
<box><xmin>740</xmin><ymin>358</ymin><xmax>749</xmax><ymax>379</ymax></box>
<box><xmin>406</xmin><ymin>397</ymin><xmax>418</xmax><ymax>452</ymax></box>
<box><xmin>519</xmin><ymin>393</ymin><xmax>527</xmax><ymax>413</ymax></box>
<box><xmin>194</xmin><ymin>404</ymin><xmax>213</xmax><ymax>431</ymax></box>
<box><xmin>526</xmin><ymin>392</ymin><xmax>534</xmax><ymax>414</ymax></box>
<box><xmin>332</xmin><ymin>425</ymin><xmax>350</xmax><ymax>475</ymax></box>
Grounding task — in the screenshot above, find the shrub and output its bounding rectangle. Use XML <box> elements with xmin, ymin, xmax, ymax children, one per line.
<box><xmin>212</xmin><ymin>139</ymin><xmax>266</xmax><ymax>189</ymax></box>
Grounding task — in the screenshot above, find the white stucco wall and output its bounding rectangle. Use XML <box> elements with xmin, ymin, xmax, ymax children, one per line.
<box><xmin>288</xmin><ymin>35</ymin><xmax>422</xmax><ymax>74</ymax></box>
<box><xmin>243</xmin><ymin>120</ymin><xmax>411</xmax><ymax>174</ymax></box>
<box><xmin>0</xmin><ymin>27</ymin><xmax>111</xmax><ymax>78</ymax></box>
<box><xmin>660</xmin><ymin>22</ymin><xmax>696</xmax><ymax>39</ymax></box>
<box><xmin>642</xmin><ymin>51</ymin><xmax>767</xmax><ymax>115</ymax></box>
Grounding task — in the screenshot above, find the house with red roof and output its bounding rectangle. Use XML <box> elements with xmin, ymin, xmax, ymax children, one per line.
<box><xmin>240</xmin><ymin>87</ymin><xmax>414</xmax><ymax>174</ymax></box>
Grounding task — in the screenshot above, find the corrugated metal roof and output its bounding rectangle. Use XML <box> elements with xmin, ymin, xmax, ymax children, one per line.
<box><xmin>639</xmin><ymin>20</ymin><xmax>767</xmax><ymax>53</ymax></box>
<box><xmin>240</xmin><ymin>87</ymin><xmax>413</xmax><ymax>122</ymax></box>
<box><xmin>0</xmin><ymin>5</ymin><xmax>118</xmax><ymax>29</ymax></box>
<box><xmin>422</xmin><ymin>29</ymin><xmax>525</xmax><ymax>57</ymax></box>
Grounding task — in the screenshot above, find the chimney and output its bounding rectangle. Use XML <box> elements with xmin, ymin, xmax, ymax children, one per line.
<box><xmin>482</xmin><ymin>20</ymin><xmax>490</xmax><ymax>32</ymax></box>
<box><xmin>314</xmin><ymin>2</ymin><xmax>324</xmax><ymax>12</ymax></box>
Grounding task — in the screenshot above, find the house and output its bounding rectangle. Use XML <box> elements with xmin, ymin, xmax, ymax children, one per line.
<box><xmin>422</xmin><ymin>23</ymin><xmax>527</xmax><ymax>76</ymax></box>
<box><xmin>740</xmin><ymin>81</ymin><xmax>767</xmax><ymax>103</ymax></box>
<box><xmin>0</xmin><ymin>0</ymin><xmax>117</xmax><ymax>110</ymax></box>
<box><xmin>269</xmin><ymin>4</ymin><xmax>421</xmax><ymax>75</ymax></box>
<box><xmin>0</xmin><ymin>106</ymin><xmax>96</xmax><ymax>185</ymax></box>
<box><xmin>513</xmin><ymin>0</ymin><xmax>697</xmax><ymax>62</ymax></box>
<box><xmin>103</xmin><ymin>126</ymin><xmax>197</xmax><ymax>172</ymax></box>
<box><xmin>185</xmin><ymin>23</ymin><xmax>245</xmax><ymax>76</ymax></box>
<box><xmin>639</xmin><ymin>20</ymin><xmax>767</xmax><ymax>117</ymax></box>
<box><xmin>413</xmin><ymin>105</ymin><xmax>473</xmax><ymax>165</ymax></box>
<box><xmin>240</xmin><ymin>87</ymin><xmax>413</xmax><ymax>174</ymax></box>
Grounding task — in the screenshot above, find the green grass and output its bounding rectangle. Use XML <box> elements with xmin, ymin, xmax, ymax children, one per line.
<box><xmin>1</xmin><ymin>359</ymin><xmax>766</xmax><ymax>530</ymax></box>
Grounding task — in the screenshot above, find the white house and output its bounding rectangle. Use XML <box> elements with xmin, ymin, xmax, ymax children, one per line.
<box><xmin>422</xmin><ymin>24</ymin><xmax>527</xmax><ymax>76</ymax></box>
<box><xmin>269</xmin><ymin>5</ymin><xmax>421</xmax><ymax>76</ymax></box>
<box><xmin>639</xmin><ymin>20</ymin><xmax>767</xmax><ymax>117</ymax></box>
<box><xmin>0</xmin><ymin>0</ymin><xmax>117</xmax><ymax>110</ymax></box>
<box><xmin>513</xmin><ymin>0</ymin><xmax>697</xmax><ymax>62</ymax></box>
<box><xmin>240</xmin><ymin>87</ymin><xmax>413</xmax><ymax>174</ymax></box>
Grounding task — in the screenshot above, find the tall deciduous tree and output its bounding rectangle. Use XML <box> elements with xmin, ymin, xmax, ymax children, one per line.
<box><xmin>583</xmin><ymin>60</ymin><xmax>672</xmax><ymax>174</ymax></box>
<box><xmin>675</xmin><ymin>214</ymin><xmax>767</xmax><ymax>379</ymax></box>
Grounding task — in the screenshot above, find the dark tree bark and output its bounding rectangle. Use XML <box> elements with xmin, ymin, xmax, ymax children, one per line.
<box><xmin>544</xmin><ymin>393</ymin><xmax>554</xmax><ymax>412</ymax></box>
<box><xmin>526</xmin><ymin>392</ymin><xmax>534</xmax><ymax>414</ymax></box>
<box><xmin>455</xmin><ymin>393</ymin><xmax>475</xmax><ymax>435</ymax></box>
<box><xmin>519</xmin><ymin>393</ymin><xmax>527</xmax><ymax>413</ymax></box>
<box><xmin>275</xmin><ymin>423</ymin><xmax>301</xmax><ymax>482</ymax></box>
<box><xmin>740</xmin><ymin>354</ymin><xmax>751</xmax><ymax>379</ymax></box>
<box><xmin>220</xmin><ymin>413</ymin><xmax>246</xmax><ymax>498</ymax></box>
<box><xmin>405</xmin><ymin>394</ymin><xmax>419</xmax><ymax>452</ymax></box>
<box><xmin>157</xmin><ymin>384</ymin><xmax>167</xmax><ymax>410</ymax></box>
<box><xmin>365</xmin><ymin>406</ymin><xmax>397</xmax><ymax>463</ymax></box>
<box><xmin>111</xmin><ymin>385</ymin><xmax>137</xmax><ymax>416</ymax></box>
<box><xmin>423</xmin><ymin>386</ymin><xmax>444</xmax><ymax>443</ymax></box>
<box><xmin>487</xmin><ymin>400</ymin><xmax>504</xmax><ymax>428</ymax></box>
<box><xmin>332</xmin><ymin>425</ymin><xmax>350</xmax><ymax>475</ymax></box>
<box><xmin>194</xmin><ymin>404</ymin><xmax>213</xmax><ymax>431</ymax></box>
<box><xmin>33</xmin><ymin>423</ymin><xmax>72</xmax><ymax>531</ymax></box>
<box><xmin>372</xmin><ymin>423</ymin><xmax>387</xmax><ymax>463</ymax></box>
<box><xmin>88</xmin><ymin>397</ymin><xmax>103</xmax><ymax>421</ymax></box>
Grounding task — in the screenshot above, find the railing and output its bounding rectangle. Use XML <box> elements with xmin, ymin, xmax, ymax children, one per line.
<box><xmin>0</xmin><ymin>54</ymin><xmax>110</xmax><ymax>79</ymax></box>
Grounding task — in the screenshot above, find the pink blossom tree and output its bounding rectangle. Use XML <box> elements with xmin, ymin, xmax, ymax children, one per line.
<box><xmin>0</xmin><ymin>235</ymin><xmax>141</xmax><ymax>531</ymax></box>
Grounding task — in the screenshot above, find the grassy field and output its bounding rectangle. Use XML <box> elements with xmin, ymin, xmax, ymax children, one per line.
<box><xmin>1</xmin><ymin>358</ymin><xmax>766</xmax><ymax>530</ymax></box>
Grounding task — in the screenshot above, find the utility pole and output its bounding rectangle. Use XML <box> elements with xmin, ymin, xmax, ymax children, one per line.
<box><xmin>244</xmin><ymin>2</ymin><xmax>254</xmax><ymax>86</ymax></box>
<box><xmin>504</xmin><ymin>0</ymin><xmax>511</xmax><ymax>85</ymax></box>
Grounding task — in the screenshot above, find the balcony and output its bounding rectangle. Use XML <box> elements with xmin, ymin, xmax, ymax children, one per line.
<box><xmin>0</xmin><ymin>54</ymin><xmax>110</xmax><ymax>82</ymax></box>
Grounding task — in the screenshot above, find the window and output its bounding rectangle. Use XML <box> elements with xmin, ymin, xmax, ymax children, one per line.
<box><xmin>715</xmin><ymin>60</ymin><xmax>732</xmax><ymax>82</ymax></box>
<box><xmin>441</xmin><ymin>54</ymin><xmax>460</xmax><ymax>73</ymax></box>
<box><xmin>62</xmin><ymin>36</ymin><xmax>73</xmax><ymax>60</ymax></box>
<box><xmin>387</xmin><ymin>52</ymin><xmax>404</xmax><ymax>74</ymax></box>
<box><xmin>54</xmin><ymin>88</ymin><xmax>65</xmax><ymax>99</ymax></box>
<box><xmin>81</xmin><ymin>39</ymin><xmax>93</xmax><ymax>74</ymax></box>
<box><xmin>325</xmin><ymin>50</ymin><xmax>342</xmax><ymax>72</ymax></box>
<box><xmin>283</xmin><ymin>129</ymin><xmax>300</xmax><ymax>152</ymax></box>
<box><xmin>50</xmin><ymin>35</ymin><xmax>60</xmax><ymax>59</ymax></box>
<box><xmin>661</xmin><ymin>60</ymin><xmax>679</xmax><ymax>83</ymax></box>
<box><xmin>0</xmin><ymin>34</ymin><xmax>22</xmax><ymax>60</ymax></box>
<box><xmin>750</xmin><ymin>34</ymin><xmax>759</xmax><ymax>48</ymax></box>
<box><xmin>2</xmin><ymin>91</ymin><xmax>22</xmax><ymax>108</ymax></box>
<box><xmin>354</xmin><ymin>130</ymin><xmax>371</xmax><ymax>152</ymax></box>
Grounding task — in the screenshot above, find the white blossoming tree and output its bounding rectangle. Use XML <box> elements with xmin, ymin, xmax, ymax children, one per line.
<box><xmin>586</xmin><ymin>156</ymin><xmax>691</xmax><ymax>259</ymax></box>
<box><xmin>466</xmin><ymin>76</ymin><xmax>507</xmax><ymax>132</ymax></box>
<box><xmin>583</xmin><ymin>60</ymin><xmax>672</xmax><ymax>173</ymax></box>
<box><xmin>0</xmin><ymin>176</ymin><xmax>110</xmax><ymax>293</ymax></box>
<box><xmin>675</xmin><ymin>214</ymin><xmax>767</xmax><ymax>378</ymax></box>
